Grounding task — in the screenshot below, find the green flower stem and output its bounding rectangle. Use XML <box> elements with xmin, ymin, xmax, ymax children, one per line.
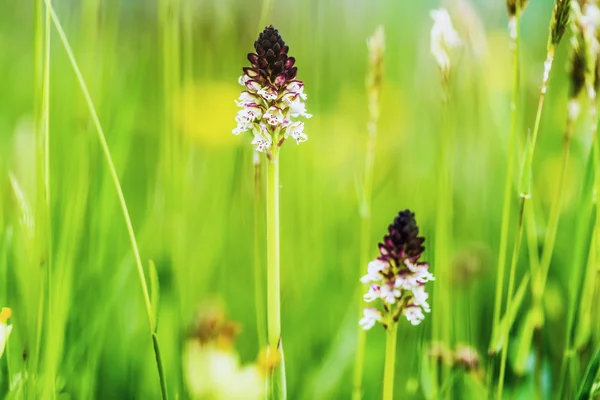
<box><xmin>382</xmin><ymin>322</ymin><xmax>398</xmax><ymax>400</ymax></box>
<box><xmin>44</xmin><ymin>2</ymin><xmax>168</xmax><ymax>398</ymax></box>
<box><xmin>254</xmin><ymin>156</ymin><xmax>267</xmax><ymax>347</ymax></box>
<box><xmin>267</xmin><ymin>152</ymin><xmax>286</xmax><ymax>399</ymax></box>
<box><xmin>490</xmin><ymin>10</ymin><xmax>521</xmax><ymax>354</ymax></box>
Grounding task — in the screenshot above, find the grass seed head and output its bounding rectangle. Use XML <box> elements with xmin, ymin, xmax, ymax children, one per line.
<box><xmin>549</xmin><ymin>0</ymin><xmax>572</xmax><ymax>52</ymax></box>
<box><xmin>367</xmin><ymin>26</ymin><xmax>385</xmax><ymax>127</ymax></box>
<box><xmin>430</xmin><ymin>8</ymin><xmax>462</xmax><ymax>83</ymax></box>
<box><xmin>506</xmin><ymin>0</ymin><xmax>529</xmax><ymax>17</ymax></box>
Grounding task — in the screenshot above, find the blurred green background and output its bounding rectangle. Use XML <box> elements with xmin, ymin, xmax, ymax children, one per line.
<box><xmin>0</xmin><ymin>0</ymin><xmax>597</xmax><ymax>398</ymax></box>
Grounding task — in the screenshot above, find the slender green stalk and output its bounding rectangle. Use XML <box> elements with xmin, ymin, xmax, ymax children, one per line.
<box><xmin>254</xmin><ymin>154</ymin><xmax>267</xmax><ymax>346</ymax></box>
<box><xmin>352</xmin><ymin>103</ymin><xmax>377</xmax><ymax>400</ymax></box>
<box><xmin>497</xmin><ymin>198</ymin><xmax>526</xmax><ymax>399</ymax></box>
<box><xmin>41</xmin><ymin>0</ymin><xmax>53</xmax><ymax>385</ymax></box>
<box><xmin>490</xmin><ymin>10</ymin><xmax>521</xmax><ymax>354</ymax></box>
<box><xmin>32</xmin><ymin>0</ymin><xmax>52</xmax><ymax>380</ymax></box>
<box><xmin>534</xmin><ymin>118</ymin><xmax>574</xmax><ymax>310</ymax></box>
<box><xmin>432</xmin><ymin>72</ymin><xmax>452</xmax><ymax>396</ymax></box>
<box><xmin>353</xmin><ymin>27</ymin><xmax>384</xmax><ymax>400</ymax></box>
<box><xmin>382</xmin><ymin>322</ymin><xmax>398</xmax><ymax>400</ymax></box>
<box><xmin>529</xmin><ymin>50</ymin><xmax>555</xmax><ymax>163</ymax></box>
<box><xmin>44</xmin><ymin>3</ymin><xmax>168</xmax><ymax>398</ymax></box>
<box><xmin>257</xmin><ymin>0</ymin><xmax>274</xmax><ymax>32</ymax></box>
<box><xmin>267</xmin><ymin>152</ymin><xmax>285</xmax><ymax>398</ymax></box>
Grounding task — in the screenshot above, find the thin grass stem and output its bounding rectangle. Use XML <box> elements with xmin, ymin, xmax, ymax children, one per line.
<box><xmin>497</xmin><ymin>197</ymin><xmax>526</xmax><ymax>399</ymax></box>
<box><xmin>44</xmin><ymin>3</ymin><xmax>168</xmax><ymax>398</ymax></box>
<box><xmin>490</xmin><ymin>9</ymin><xmax>521</xmax><ymax>355</ymax></box>
<box><xmin>353</xmin><ymin>27</ymin><xmax>384</xmax><ymax>400</ymax></box>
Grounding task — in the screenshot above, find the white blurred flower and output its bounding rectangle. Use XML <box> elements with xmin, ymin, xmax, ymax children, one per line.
<box><xmin>430</xmin><ymin>8</ymin><xmax>462</xmax><ymax>77</ymax></box>
<box><xmin>363</xmin><ymin>284</ymin><xmax>381</xmax><ymax>302</ymax></box>
<box><xmin>403</xmin><ymin>305</ymin><xmax>426</xmax><ymax>326</ymax></box>
<box><xmin>284</xmin><ymin>121</ymin><xmax>307</xmax><ymax>144</ymax></box>
<box><xmin>359</xmin><ymin>308</ymin><xmax>383</xmax><ymax>330</ymax></box>
<box><xmin>360</xmin><ymin>259</ymin><xmax>388</xmax><ymax>283</ymax></box>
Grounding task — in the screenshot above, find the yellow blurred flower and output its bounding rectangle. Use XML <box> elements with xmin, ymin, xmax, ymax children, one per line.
<box><xmin>176</xmin><ymin>81</ymin><xmax>241</xmax><ymax>148</ymax></box>
<box><xmin>184</xmin><ymin>341</ymin><xmax>264</xmax><ymax>400</ymax></box>
<box><xmin>0</xmin><ymin>307</ymin><xmax>13</xmax><ymax>359</ymax></box>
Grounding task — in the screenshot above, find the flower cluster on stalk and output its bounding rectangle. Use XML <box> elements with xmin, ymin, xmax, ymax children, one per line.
<box><xmin>233</xmin><ymin>25</ymin><xmax>311</xmax><ymax>158</ymax></box>
<box><xmin>359</xmin><ymin>210</ymin><xmax>434</xmax><ymax>330</ymax></box>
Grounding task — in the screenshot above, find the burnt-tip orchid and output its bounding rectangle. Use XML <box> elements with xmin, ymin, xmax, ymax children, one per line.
<box><xmin>233</xmin><ymin>25</ymin><xmax>311</xmax><ymax>157</ymax></box>
<box><xmin>359</xmin><ymin>210</ymin><xmax>434</xmax><ymax>329</ymax></box>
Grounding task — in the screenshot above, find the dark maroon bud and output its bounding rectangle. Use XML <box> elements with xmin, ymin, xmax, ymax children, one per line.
<box><xmin>284</xmin><ymin>57</ymin><xmax>295</xmax><ymax>68</ymax></box>
<box><xmin>258</xmin><ymin>57</ymin><xmax>268</xmax><ymax>69</ymax></box>
<box><xmin>243</xmin><ymin>25</ymin><xmax>301</xmax><ymax>85</ymax></box>
<box><xmin>273</xmin><ymin>61</ymin><xmax>283</xmax><ymax>74</ymax></box>
<box><xmin>285</xmin><ymin>67</ymin><xmax>297</xmax><ymax>80</ymax></box>
<box><xmin>377</xmin><ymin>210</ymin><xmax>425</xmax><ymax>264</ymax></box>
<box><xmin>258</xmin><ymin>69</ymin><xmax>269</xmax><ymax>80</ymax></box>
<box><xmin>274</xmin><ymin>73</ymin><xmax>287</xmax><ymax>86</ymax></box>
<box><xmin>247</xmin><ymin>53</ymin><xmax>259</xmax><ymax>65</ymax></box>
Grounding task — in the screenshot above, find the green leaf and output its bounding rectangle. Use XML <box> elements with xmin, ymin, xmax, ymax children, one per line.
<box><xmin>490</xmin><ymin>273</ymin><xmax>530</xmax><ymax>354</ymax></box>
<box><xmin>513</xmin><ymin>308</ymin><xmax>536</xmax><ymax>375</ymax></box>
<box><xmin>577</xmin><ymin>347</ymin><xmax>600</xmax><ymax>400</ymax></box>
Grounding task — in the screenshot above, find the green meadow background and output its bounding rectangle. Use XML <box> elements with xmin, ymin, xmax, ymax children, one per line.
<box><xmin>0</xmin><ymin>0</ymin><xmax>597</xmax><ymax>398</ymax></box>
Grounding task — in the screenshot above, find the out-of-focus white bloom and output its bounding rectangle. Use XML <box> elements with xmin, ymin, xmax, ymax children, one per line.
<box><xmin>0</xmin><ymin>308</ymin><xmax>13</xmax><ymax>359</ymax></box>
<box><xmin>359</xmin><ymin>308</ymin><xmax>383</xmax><ymax>330</ymax></box>
<box><xmin>581</xmin><ymin>4</ymin><xmax>600</xmax><ymax>35</ymax></box>
<box><xmin>184</xmin><ymin>341</ymin><xmax>264</xmax><ymax>400</ymax></box>
<box><xmin>430</xmin><ymin>8</ymin><xmax>462</xmax><ymax>77</ymax></box>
